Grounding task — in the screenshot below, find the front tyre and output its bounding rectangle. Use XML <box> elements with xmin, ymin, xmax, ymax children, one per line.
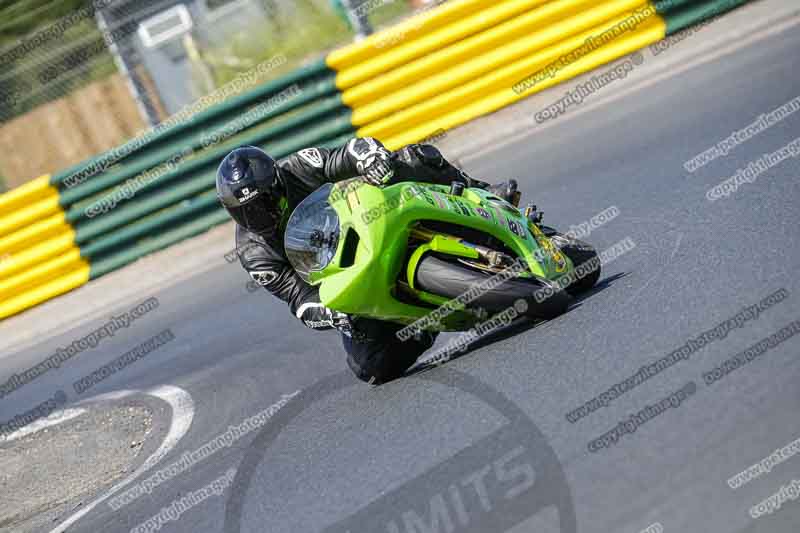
<box><xmin>546</xmin><ymin>232</ymin><xmax>601</xmax><ymax>295</ymax></box>
<box><xmin>414</xmin><ymin>255</ymin><xmax>572</xmax><ymax>320</ymax></box>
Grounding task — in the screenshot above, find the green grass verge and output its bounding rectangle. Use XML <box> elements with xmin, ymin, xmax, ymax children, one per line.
<box><xmin>206</xmin><ymin>0</ymin><xmax>415</xmax><ymax>87</ymax></box>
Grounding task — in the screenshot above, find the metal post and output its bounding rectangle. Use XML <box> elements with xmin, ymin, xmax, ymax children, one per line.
<box><xmin>95</xmin><ymin>6</ymin><xmax>159</xmax><ymax>127</ymax></box>
<box><xmin>339</xmin><ymin>0</ymin><xmax>373</xmax><ymax>38</ymax></box>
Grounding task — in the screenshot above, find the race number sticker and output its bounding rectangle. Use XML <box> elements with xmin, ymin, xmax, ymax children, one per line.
<box><xmin>476</xmin><ymin>207</ymin><xmax>492</xmax><ymax>220</ymax></box>
<box><xmin>507</xmin><ymin>218</ymin><xmax>525</xmax><ymax>238</ymax></box>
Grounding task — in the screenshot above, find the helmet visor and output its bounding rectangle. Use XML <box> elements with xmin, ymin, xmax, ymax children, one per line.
<box><xmin>227</xmin><ymin>197</ymin><xmax>283</xmax><ymax>234</ymax></box>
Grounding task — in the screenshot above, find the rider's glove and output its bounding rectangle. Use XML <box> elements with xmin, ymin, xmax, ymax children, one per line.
<box><xmin>359</xmin><ymin>152</ymin><xmax>394</xmax><ymax>186</ymax></box>
<box><xmin>330</xmin><ymin>310</ymin><xmax>354</xmax><ymax>335</ymax></box>
<box><xmin>348</xmin><ymin>138</ymin><xmax>395</xmax><ymax>186</ymax></box>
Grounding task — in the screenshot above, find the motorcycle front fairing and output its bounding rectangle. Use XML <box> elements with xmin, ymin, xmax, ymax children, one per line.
<box><xmin>284</xmin><ymin>179</ymin><xmax>574</xmax><ymax>328</ymax></box>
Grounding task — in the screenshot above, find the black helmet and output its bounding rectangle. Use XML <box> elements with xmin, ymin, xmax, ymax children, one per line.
<box><xmin>216</xmin><ymin>146</ymin><xmax>286</xmax><ymax>234</ymax></box>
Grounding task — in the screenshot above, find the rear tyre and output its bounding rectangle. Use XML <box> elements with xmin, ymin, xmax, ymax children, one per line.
<box><xmin>414</xmin><ymin>255</ymin><xmax>572</xmax><ymax>320</ymax></box>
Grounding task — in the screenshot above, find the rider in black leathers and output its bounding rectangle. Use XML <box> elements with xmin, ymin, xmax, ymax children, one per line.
<box><xmin>216</xmin><ymin>137</ymin><xmax>517</xmax><ymax>384</ymax></box>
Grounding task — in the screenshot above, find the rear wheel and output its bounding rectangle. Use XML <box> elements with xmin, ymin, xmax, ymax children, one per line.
<box><xmin>414</xmin><ymin>255</ymin><xmax>572</xmax><ymax>320</ymax></box>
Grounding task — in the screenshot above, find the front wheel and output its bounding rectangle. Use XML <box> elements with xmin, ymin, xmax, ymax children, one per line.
<box><xmin>414</xmin><ymin>255</ymin><xmax>572</xmax><ymax>321</ymax></box>
<box><xmin>546</xmin><ymin>231</ymin><xmax>601</xmax><ymax>295</ymax></box>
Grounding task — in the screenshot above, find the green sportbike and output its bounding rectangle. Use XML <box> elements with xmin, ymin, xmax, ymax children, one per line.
<box><xmin>284</xmin><ymin>179</ymin><xmax>601</xmax><ymax>333</ymax></box>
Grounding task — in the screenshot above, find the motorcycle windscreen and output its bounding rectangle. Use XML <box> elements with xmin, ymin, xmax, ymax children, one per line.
<box><xmin>284</xmin><ymin>183</ymin><xmax>340</xmax><ymax>284</ymax></box>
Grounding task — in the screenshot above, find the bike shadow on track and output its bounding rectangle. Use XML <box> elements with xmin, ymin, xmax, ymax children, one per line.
<box><xmin>406</xmin><ymin>271</ymin><xmax>629</xmax><ymax>378</ymax></box>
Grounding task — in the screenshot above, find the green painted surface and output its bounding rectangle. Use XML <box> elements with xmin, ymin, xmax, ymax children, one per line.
<box><xmin>88</xmin><ymin>208</ymin><xmax>231</xmax><ymax>279</ymax></box>
<box><xmin>52</xmin><ymin>58</ymin><xmax>333</xmax><ymax>188</ymax></box>
<box><xmin>654</xmin><ymin>0</ymin><xmax>697</xmax><ymax>15</ymax></box>
<box><xmin>663</xmin><ymin>0</ymin><xmax>752</xmax><ymax>35</ymax></box>
<box><xmin>59</xmin><ymin>76</ymin><xmax>340</xmax><ymax>206</ymax></box>
<box><xmin>65</xmin><ymin>100</ymin><xmax>352</xmax><ymax>224</ymax></box>
<box><xmin>79</xmin><ymin>191</ymin><xmax>220</xmax><ymax>257</ymax></box>
<box><xmin>73</xmin><ymin>119</ymin><xmax>355</xmax><ymax>246</ymax></box>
